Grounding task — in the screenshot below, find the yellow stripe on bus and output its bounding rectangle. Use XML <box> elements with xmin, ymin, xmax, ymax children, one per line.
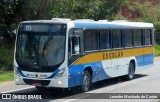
<box><xmin>73</xmin><ymin>47</ymin><xmax>153</xmax><ymax>65</ymax></box>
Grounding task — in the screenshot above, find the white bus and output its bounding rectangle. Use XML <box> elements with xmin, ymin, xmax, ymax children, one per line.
<box><xmin>14</xmin><ymin>18</ymin><xmax>154</xmax><ymax>92</ymax></box>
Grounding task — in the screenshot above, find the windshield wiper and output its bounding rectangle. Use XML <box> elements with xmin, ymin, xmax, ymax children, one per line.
<box><xmin>43</xmin><ymin>34</ymin><xmax>53</xmax><ymax>54</ymax></box>
<box><xmin>42</xmin><ymin>32</ymin><xmax>64</xmax><ymax>54</ymax></box>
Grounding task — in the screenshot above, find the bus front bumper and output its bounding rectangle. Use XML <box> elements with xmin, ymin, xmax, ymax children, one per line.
<box><xmin>14</xmin><ymin>74</ymin><xmax>69</xmax><ymax>88</ymax></box>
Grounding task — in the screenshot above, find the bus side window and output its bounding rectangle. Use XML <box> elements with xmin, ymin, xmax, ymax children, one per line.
<box><xmin>123</xmin><ymin>29</ymin><xmax>133</xmax><ymax>47</ymax></box>
<box><xmin>69</xmin><ymin>36</ymin><xmax>80</xmax><ymax>56</ymax></box>
<box><xmin>133</xmin><ymin>29</ymin><xmax>142</xmax><ymax>46</ymax></box>
<box><xmin>143</xmin><ymin>29</ymin><xmax>152</xmax><ymax>46</ymax></box>
<box><xmin>112</xmin><ymin>29</ymin><xmax>122</xmax><ymax>48</ymax></box>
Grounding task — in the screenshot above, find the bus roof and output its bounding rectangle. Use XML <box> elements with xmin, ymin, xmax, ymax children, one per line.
<box><xmin>73</xmin><ymin>21</ymin><xmax>153</xmax><ymax>29</ymax></box>
<box><xmin>20</xmin><ymin>20</ymin><xmax>69</xmax><ymax>24</ymax></box>
<box><xmin>20</xmin><ymin>19</ymin><xmax>153</xmax><ymax>29</ymax></box>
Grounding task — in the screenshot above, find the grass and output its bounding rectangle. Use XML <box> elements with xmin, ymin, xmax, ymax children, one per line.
<box><xmin>155</xmin><ymin>44</ymin><xmax>160</xmax><ymax>57</ymax></box>
<box><xmin>0</xmin><ymin>42</ymin><xmax>14</xmax><ymax>83</ymax></box>
<box><xmin>0</xmin><ymin>72</ymin><xmax>14</xmax><ymax>83</ymax></box>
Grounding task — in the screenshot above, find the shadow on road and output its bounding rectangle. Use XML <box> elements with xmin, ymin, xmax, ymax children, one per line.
<box><xmin>9</xmin><ymin>74</ymin><xmax>148</xmax><ymax>100</ymax></box>
<box><xmin>90</xmin><ymin>74</ymin><xmax>148</xmax><ymax>91</ymax></box>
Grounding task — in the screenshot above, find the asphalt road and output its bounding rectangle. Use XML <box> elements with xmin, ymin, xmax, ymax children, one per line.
<box><xmin>1</xmin><ymin>61</ymin><xmax>160</xmax><ymax>102</ymax></box>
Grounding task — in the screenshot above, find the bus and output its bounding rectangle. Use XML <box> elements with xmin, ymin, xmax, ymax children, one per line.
<box><xmin>14</xmin><ymin>18</ymin><xmax>154</xmax><ymax>92</ymax></box>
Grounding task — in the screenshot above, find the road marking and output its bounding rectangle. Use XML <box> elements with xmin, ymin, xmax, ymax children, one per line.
<box><xmin>62</xmin><ymin>95</ymin><xmax>91</xmax><ymax>102</ymax></box>
<box><xmin>0</xmin><ymin>86</ymin><xmax>35</xmax><ymax>93</ymax></box>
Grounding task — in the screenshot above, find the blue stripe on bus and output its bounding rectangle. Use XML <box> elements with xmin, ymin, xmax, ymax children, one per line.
<box><xmin>74</xmin><ymin>22</ymin><xmax>128</xmax><ymax>29</ymax></box>
<box><xmin>47</xmin><ymin>69</ymin><xmax>60</xmax><ymax>79</ymax></box>
<box><xmin>17</xmin><ymin>67</ymin><xmax>27</xmax><ymax>77</ymax></box>
<box><xmin>136</xmin><ymin>54</ymin><xmax>153</xmax><ymax>67</ymax></box>
<box><xmin>68</xmin><ymin>61</ymin><xmax>111</xmax><ymax>87</ymax></box>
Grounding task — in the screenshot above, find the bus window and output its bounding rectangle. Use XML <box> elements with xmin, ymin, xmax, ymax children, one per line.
<box><xmin>133</xmin><ymin>29</ymin><xmax>142</xmax><ymax>46</ymax></box>
<box><xmin>143</xmin><ymin>29</ymin><xmax>152</xmax><ymax>45</ymax></box>
<box><xmin>84</xmin><ymin>30</ymin><xmax>98</xmax><ymax>52</ymax></box>
<box><xmin>99</xmin><ymin>30</ymin><xmax>111</xmax><ymax>50</ymax></box>
<box><xmin>123</xmin><ymin>29</ymin><xmax>133</xmax><ymax>47</ymax></box>
<box><xmin>112</xmin><ymin>29</ymin><xmax>122</xmax><ymax>48</ymax></box>
<box><xmin>69</xmin><ymin>36</ymin><xmax>80</xmax><ymax>55</ymax></box>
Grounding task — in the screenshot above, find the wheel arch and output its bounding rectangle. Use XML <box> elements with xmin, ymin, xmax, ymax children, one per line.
<box><xmin>130</xmin><ymin>59</ymin><xmax>136</xmax><ymax>72</ymax></box>
<box><xmin>83</xmin><ymin>66</ymin><xmax>93</xmax><ymax>78</ymax></box>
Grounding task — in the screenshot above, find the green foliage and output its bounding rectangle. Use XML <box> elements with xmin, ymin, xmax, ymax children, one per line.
<box><xmin>154</xmin><ymin>22</ymin><xmax>160</xmax><ymax>44</ymax></box>
<box><xmin>0</xmin><ymin>72</ymin><xmax>14</xmax><ymax>83</ymax></box>
<box><xmin>5</xmin><ymin>0</ymin><xmax>127</xmax><ymax>21</ymax></box>
<box><xmin>0</xmin><ymin>44</ymin><xmax>14</xmax><ymax>71</ymax></box>
<box><xmin>118</xmin><ymin>0</ymin><xmax>160</xmax><ymax>43</ymax></box>
<box><xmin>0</xmin><ymin>0</ymin><xmax>23</xmax><ymax>38</ymax></box>
<box><xmin>0</xmin><ymin>0</ymin><xmax>127</xmax><ymax>38</ymax></box>
<box><xmin>155</xmin><ymin>44</ymin><xmax>160</xmax><ymax>57</ymax></box>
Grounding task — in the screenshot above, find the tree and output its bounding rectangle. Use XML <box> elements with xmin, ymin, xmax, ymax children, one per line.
<box><xmin>0</xmin><ymin>0</ymin><xmax>127</xmax><ymax>41</ymax></box>
<box><xmin>49</xmin><ymin>0</ymin><xmax>126</xmax><ymax>20</ymax></box>
<box><xmin>120</xmin><ymin>0</ymin><xmax>160</xmax><ymax>43</ymax></box>
<box><xmin>0</xmin><ymin>0</ymin><xmax>24</xmax><ymax>41</ymax></box>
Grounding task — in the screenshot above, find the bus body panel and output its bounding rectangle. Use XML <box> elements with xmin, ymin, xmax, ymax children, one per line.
<box><xmin>14</xmin><ymin>19</ymin><xmax>154</xmax><ymax>88</ymax></box>
<box><xmin>68</xmin><ymin>46</ymin><xmax>154</xmax><ymax>87</ymax></box>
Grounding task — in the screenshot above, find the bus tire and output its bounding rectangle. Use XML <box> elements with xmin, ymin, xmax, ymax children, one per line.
<box><xmin>126</xmin><ymin>62</ymin><xmax>135</xmax><ymax>80</ymax></box>
<box><xmin>81</xmin><ymin>70</ymin><xmax>91</xmax><ymax>92</ymax></box>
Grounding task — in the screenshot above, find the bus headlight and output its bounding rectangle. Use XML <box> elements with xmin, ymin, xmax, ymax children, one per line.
<box><xmin>58</xmin><ymin>80</ymin><xmax>62</xmax><ymax>85</ymax></box>
<box><xmin>14</xmin><ymin>66</ymin><xmax>20</xmax><ymax>76</ymax></box>
<box><xmin>54</xmin><ymin>68</ymin><xmax>65</xmax><ymax>78</ymax></box>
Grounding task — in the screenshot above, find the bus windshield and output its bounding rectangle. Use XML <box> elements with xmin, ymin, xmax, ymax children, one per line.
<box><xmin>16</xmin><ymin>24</ymin><xmax>66</xmax><ymax>72</ymax></box>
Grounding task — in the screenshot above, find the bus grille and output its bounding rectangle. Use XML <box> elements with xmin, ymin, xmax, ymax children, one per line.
<box><xmin>23</xmin><ymin>79</ymin><xmax>50</xmax><ymax>86</ymax></box>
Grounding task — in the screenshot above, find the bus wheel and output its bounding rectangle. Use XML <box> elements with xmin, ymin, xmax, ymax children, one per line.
<box><xmin>81</xmin><ymin>70</ymin><xmax>91</xmax><ymax>92</ymax></box>
<box><xmin>126</xmin><ymin>62</ymin><xmax>135</xmax><ymax>80</ymax></box>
